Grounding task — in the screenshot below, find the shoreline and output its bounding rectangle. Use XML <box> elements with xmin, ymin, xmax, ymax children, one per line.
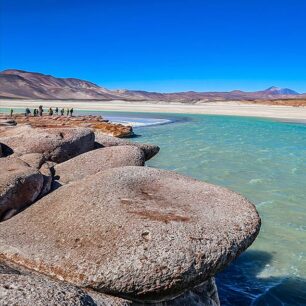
<box><xmin>1</xmin><ymin>99</ymin><xmax>306</xmax><ymax>122</ymax></box>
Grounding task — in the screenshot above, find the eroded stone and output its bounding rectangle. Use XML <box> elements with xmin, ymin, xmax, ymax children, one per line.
<box><xmin>54</xmin><ymin>146</ymin><xmax>145</xmax><ymax>184</ymax></box>
<box><xmin>0</xmin><ymin>125</ymin><xmax>95</xmax><ymax>163</ymax></box>
<box><xmin>95</xmin><ymin>134</ymin><xmax>160</xmax><ymax>161</ymax></box>
<box><xmin>0</xmin><ymin>166</ymin><xmax>260</xmax><ymax>301</ymax></box>
<box><xmin>0</xmin><ymin>157</ymin><xmax>43</xmax><ymax>221</ymax></box>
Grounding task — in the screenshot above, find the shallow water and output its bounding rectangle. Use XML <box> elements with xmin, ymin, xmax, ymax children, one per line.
<box><xmin>131</xmin><ymin>113</ymin><xmax>306</xmax><ymax>305</ymax></box>
<box><xmin>1</xmin><ymin>108</ymin><xmax>306</xmax><ymax>304</ymax></box>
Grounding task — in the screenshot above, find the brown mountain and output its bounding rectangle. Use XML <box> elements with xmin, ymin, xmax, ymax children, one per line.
<box><xmin>0</xmin><ymin>69</ymin><xmax>302</xmax><ymax>102</ymax></box>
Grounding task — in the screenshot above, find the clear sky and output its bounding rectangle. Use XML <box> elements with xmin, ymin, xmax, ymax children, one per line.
<box><xmin>1</xmin><ymin>0</ymin><xmax>306</xmax><ymax>93</ymax></box>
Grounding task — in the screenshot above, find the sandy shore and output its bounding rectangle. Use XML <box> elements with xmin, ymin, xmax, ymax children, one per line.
<box><xmin>1</xmin><ymin>99</ymin><xmax>306</xmax><ymax>121</ymax></box>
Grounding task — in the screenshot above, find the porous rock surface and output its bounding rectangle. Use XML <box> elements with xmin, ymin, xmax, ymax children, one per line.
<box><xmin>0</xmin><ymin>125</ymin><xmax>95</xmax><ymax>163</ymax></box>
<box><xmin>0</xmin><ymin>260</ymin><xmax>129</xmax><ymax>306</ymax></box>
<box><xmin>0</xmin><ymin>156</ymin><xmax>44</xmax><ymax>221</ymax></box>
<box><xmin>54</xmin><ymin>146</ymin><xmax>145</xmax><ymax>184</ymax></box>
<box><xmin>39</xmin><ymin>161</ymin><xmax>54</xmax><ymax>197</ymax></box>
<box><xmin>0</xmin><ymin>273</ymin><xmax>96</xmax><ymax>306</ymax></box>
<box><xmin>0</xmin><ymin>166</ymin><xmax>260</xmax><ymax>302</ymax></box>
<box><xmin>95</xmin><ymin>133</ymin><xmax>160</xmax><ymax>161</ymax></box>
<box><xmin>19</xmin><ymin>153</ymin><xmax>45</xmax><ymax>169</ymax></box>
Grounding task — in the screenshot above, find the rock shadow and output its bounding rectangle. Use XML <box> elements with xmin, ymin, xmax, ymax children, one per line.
<box><xmin>216</xmin><ymin>250</ymin><xmax>306</xmax><ymax>305</ymax></box>
<box><xmin>1</xmin><ymin>143</ymin><xmax>14</xmax><ymax>157</ymax></box>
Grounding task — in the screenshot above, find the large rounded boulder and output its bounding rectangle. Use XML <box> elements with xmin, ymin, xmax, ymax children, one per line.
<box><xmin>0</xmin><ymin>157</ymin><xmax>44</xmax><ymax>221</ymax></box>
<box><xmin>0</xmin><ymin>125</ymin><xmax>95</xmax><ymax>163</ymax></box>
<box><xmin>0</xmin><ymin>166</ymin><xmax>260</xmax><ymax>302</ymax></box>
<box><xmin>95</xmin><ymin>134</ymin><xmax>160</xmax><ymax>161</ymax></box>
<box><xmin>54</xmin><ymin>146</ymin><xmax>145</xmax><ymax>184</ymax></box>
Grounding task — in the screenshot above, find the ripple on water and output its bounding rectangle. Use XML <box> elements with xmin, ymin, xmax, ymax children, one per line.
<box><xmin>90</xmin><ymin>112</ymin><xmax>306</xmax><ymax>305</ymax></box>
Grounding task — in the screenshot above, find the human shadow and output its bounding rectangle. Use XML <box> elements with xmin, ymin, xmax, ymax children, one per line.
<box><xmin>216</xmin><ymin>250</ymin><xmax>306</xmax><ymax>305</ymax></box>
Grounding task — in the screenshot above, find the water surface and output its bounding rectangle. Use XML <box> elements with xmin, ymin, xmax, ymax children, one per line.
<box><xmin>1</xmin><ymin>108</ymin><xmax>305</xmax><ymax>304</ymax></box>
<box><xmin>132</xmin><ymin>113</ymin><xmax>306</xmax><ymax>305</ymax></box>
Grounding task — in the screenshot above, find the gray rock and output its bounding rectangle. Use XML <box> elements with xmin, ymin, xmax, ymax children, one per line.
<box><xmin>54</xmin><ymin>146</ymin><xmax>145</xmax><ymax>184</ymax></box>
<box><xmin>0</xmin><ymin>262</ymin><xmax>21</xmax><ymax>275</ymax></box>
<box><xmin>16</xmin><ymin>154</ymin><xmax>53</xmax><ymax>198</ymax></box>
<box><xmin>86</xmin><ymin>290</ymin><xmax>132</xmax><ymax>306</ymax></box>
<box><xmin>0</xmin><ymin>166</ymin><xmax>260</xmax><ymax>302</ymax></box>
<box><xmin>38</xmin><ymin>162</ymin><xmax>54</xmax><ymax>197</ymax></box>
<box><xmin>19</xmin><ymin>153</ymin><xmax>45</xmax><ymax>169</ymax></box>
<box><xmin>0</xmin><ymin>119</ymin><xmax>17</xmax><ymax>127</ymax></box>
<box><xmin>0</xmin><ymin>274</ymin><xmax>96</xmax><ymax>306</ymax></box>
<box><xmin>95</xmin><ymin>134</ymin><xmax>160</xmax><ymax>161</ymax></box>
<box><xmin>0</xmin><ymin>125</ymin><xmax>95</xmax><ymax>163</ymax></box>
<box><xmin>0</xmin><ymin>156</ymin><xmax>44</xmax><ymax>221</ymax></box>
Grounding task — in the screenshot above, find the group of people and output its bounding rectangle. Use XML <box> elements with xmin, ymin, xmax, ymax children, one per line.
<box><xmin>18</xmin><ymin>106</ymin><xmax>74</xmax><ymax>117</ymax></box>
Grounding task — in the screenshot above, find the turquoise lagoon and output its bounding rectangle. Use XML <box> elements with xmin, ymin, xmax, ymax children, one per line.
<box><xmin>1</xmin><ymin>108</ymin><xmax>306</xmax><ymax>305</ymax></box>
<box><xmin>120</xmin><ymin>112</ymin><xmax>306</xmax><ymax>305</ymax></box>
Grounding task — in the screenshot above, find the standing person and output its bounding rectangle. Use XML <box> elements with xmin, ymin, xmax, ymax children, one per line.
<box><xmin>38</xmin><ymin>105</ymin><xmax>43</xmax><ymax>116</ymax></box>
<box><xmin>55</xmin><ymin>107</ymin><xmax>59</xmax><ymax>115</ymax></box>
<box><xmin>60</xmin><ymin>108</ymin><xmax>64</xmax><ymax>116</ymax></box>
<box><xmin>25</xmin><ymin>108</ymin><xmax>31</xmax><ymax>116</ymax></box>
<box><xmin>48</xmin><ymin>107</ymin><xmax>53</xmax><ymax>116</ymax></box>
<box><xmin>66</xmin><ymin>108</ymin><xmax>69</xmax><ymax>116</ymax></box>
<box><xmin>10</xmin><ymin>108</ymin><xmax>13</xmax><ymax>117</ymax></box>
<box><xmin>69</xmin><ymin>108</ymin><xmax>74</xmax><ymax>117</ymax></box>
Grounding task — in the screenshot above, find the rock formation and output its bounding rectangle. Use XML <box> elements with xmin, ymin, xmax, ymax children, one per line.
<box><xmin>0</xmin><ymin>273</ymin><xmax>96</xmax><ymax>306</ymax></box>
<box><xmin>0</xmin><ymin>120</ymin><xmax>261</xmax><ymax>305</ymax></box>
<box><xmin>0</xmin><ymin>125</ymin><xmax>95</xmax><ymax>163</ymax></box>
<box><xmin>54</xmin><ymin>146</ymin><xmax>145</xmax><ymax>184</ymax></box>
<box><xmin>0</xmin><ymin>113</ymin><xmax>133</xmax><ymax>138</ymax></box>
<box><xmin>0</xmin><ymin>157</ymin><xmax>44</xmax><ymax>221</ymax></box>
<box><xmin>95</xmin><ymin>134</ymin><xmax>160</xmax><ymax>161</ymax></box>
<box><xmin>0</xmin><ymin>166</ymin><xmax>260</xmax><ymax>303</ymax></box>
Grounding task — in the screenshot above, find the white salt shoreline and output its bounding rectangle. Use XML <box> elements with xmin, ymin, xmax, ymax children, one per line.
<box><xmin>1</xmin><ymin>99</ymin><xmax>306</xmax><ymax>122</ymax></box>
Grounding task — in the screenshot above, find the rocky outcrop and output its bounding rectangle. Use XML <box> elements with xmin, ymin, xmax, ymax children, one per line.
<box><xmin>0</xmin><ymin>157</ymin><xmax>44</xmax><ymax>221</ymax></box>
<box><xmin>18</xmin><ymin>153</ymin><xmax>45</xmax><ymax>169</ymax></box>
<box><xmin>0</xmin><ymin>113</ymin><xmax>134</xmax><ymax>138</ymax></box>
<box><xmin>0</xmin><ymin>274</ymin><xmax>96</xmax><ymax>306</ymax></box>
<box><xmin>0</xmin><ymin>125</ymin><xmax>95</xmax><ymax>163</ymax></box>
<box><xmin>95</xmin><ymin>134</ymin><xmax>160</xmax><ymax>161</ymax></box>
<box><xmin>0</xmin><ymin>143</ymin><xmax>2</xmax><ymax>157</ymax></box>
<box><xmin>0</xmin><ymin>260</ymin><xmax>132</xmax><ymax>306</ymax></box>
<box><xmin>54</xmin><ymin>146</ymin><xmax>145</xmax><ymax>184</ymax></box>
<box><xmin>0</xmin><ymin>119</ymin><xmax>17</xmax><ymax>127</ymax></box>
<box><xmin>0</xmin><ymin>166</ymin><xmax>260</xmax><ymax>302</ymax></box>
<box><xmin>38</xmin><ymin>162</ymin><xmax>54</xmax><ymax>197</ymax></box>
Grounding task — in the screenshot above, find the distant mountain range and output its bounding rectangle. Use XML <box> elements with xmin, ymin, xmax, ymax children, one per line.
<box><xmin>0</xmin><ymin>69</ymin><xmax>304</xmax><ymax>102</ymax></box>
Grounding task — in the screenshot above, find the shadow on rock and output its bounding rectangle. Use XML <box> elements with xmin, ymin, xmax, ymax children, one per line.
<box><xmin>216</xmin><ymin>250</ymin><xmax>306</xmax><ymax>305</ymax></box>
<box><xmin>1</xmin><ymin>143</ymin><xmax>14</xmax><ymax>156</ymax></box>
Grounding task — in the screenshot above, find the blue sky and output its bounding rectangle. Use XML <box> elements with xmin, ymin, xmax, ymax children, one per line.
<box><xmin>1</xmin><ymin>0</ymin><xmax>306</xmax><ymax>93</ymax></box>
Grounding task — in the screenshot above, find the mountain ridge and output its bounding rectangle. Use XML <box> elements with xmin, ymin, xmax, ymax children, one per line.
<box><xmin>0</xmin><ymin>69</ymin><xmax>304</xmax><ymax>102</ymax></box>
